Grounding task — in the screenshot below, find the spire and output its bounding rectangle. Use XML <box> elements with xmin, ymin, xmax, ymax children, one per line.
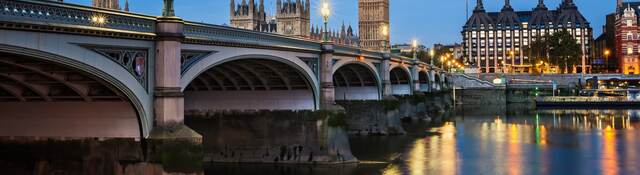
<box><xmin>535</xmin><ymin>0</ymin><xmax>547</xmax><ymax>10</ymax></box>
<box><xmin>296</xmin><ymin>0</ymin><xmax>301</xmax><ymax>14</ymax></box>
<box><xmin>617</xmin><ymin>0</ymin><xmax>623</xmax><ymax>11</ymax></box>
<box><xmin>249</xmin><ymin>0</ymin><xmax>255</xmax><ymax>14</ymax></box>
<box><xmin>502</xmin><ymin>0</ymin><xmax>513</xmax><ymax>11</ymax></box>
<box><xmin>124</xmin><ymin>0</ymin><xmax>129</xmax><ymax>12</ymax></box>
<box><xmin>474</xmin><ymin>0</ymin><xmax>485</xmax><ymax>12</ymax></box>
<box><xmin>305</xmin><ymin>0</ymin><xmax>310</xmax><ymax>16</ymax></box>
<box><xmin>259</xmin><ymin>0</ymin><xmax>265</xmax><ymax>18</ymax></box>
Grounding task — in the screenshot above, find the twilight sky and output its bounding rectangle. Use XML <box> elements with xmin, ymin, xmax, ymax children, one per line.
<box><xmin>66</xmin><ymin>0</ymin><xmax>613</xmax><ymax>46</ymax></box>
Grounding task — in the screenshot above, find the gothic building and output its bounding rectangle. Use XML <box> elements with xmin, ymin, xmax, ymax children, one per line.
<box><xmin>616</xmin><ymin>0</ymin><xmax>640</xmax><ymax>74</ymax></box>
<box><xmin>230</xmin><ymin>0</ymin><xmax>309</xmax><ymax>37</ymax></box>
<box><xmin>310</xmin><ymin>23</ymin><xmax>359</xmax><ymax>46</ymax></box>
<box><xmin>359</xmin><ymin>0</ymin><xmax>390</xmax><ymax>51</ymax></box>
<box><xmin>92</xmin><ymin>0</ymin><xmax>129</xmax><ymax>11</ymax></box>
<box><xmin>462</xmin><ymin>0</ymin><xmax>593</xmax><ymax>73</ymax></box>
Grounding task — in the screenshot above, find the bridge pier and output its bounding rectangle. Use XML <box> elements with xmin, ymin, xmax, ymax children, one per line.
<box><xmin>381</xmin><ymin>53</ymin><xmax>393</xmax><ymax>97</ymax></box>
<box><xmin>320</xmin><ymin>43</ymin><xmax>336</xmax><ymax>109</ymax></box>
<box><xmin>149</xmin><ymin>16</ymin><xmax>202</xmax><ymax>166</ymax></box>
<box><xmin>412</xmin><ymin>62</ymin><xmax>421</xmax><ymax>92</ymax></box>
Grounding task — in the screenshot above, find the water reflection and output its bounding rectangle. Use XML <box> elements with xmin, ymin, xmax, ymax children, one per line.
<box><xmin>201</xmin><ymin>106</ymin><xmax>640</xmax><ymax>175</ymax></box>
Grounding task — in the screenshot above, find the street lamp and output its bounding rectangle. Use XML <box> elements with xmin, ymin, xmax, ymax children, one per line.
<box><xmin>508</xmin><ymin>50</ymin><xmax>515</xmax><ymax>73</ymax></box>
<box><xmin>321</xmin><ymin>1</ymin><xmax>331</xmax><ymax>42</ymax></box>
<box><xmin>412</xmin><ymin>39</ymin><xmax>418</xmax><ymax>60</ymax></box>
<box><xmin>380</xmin><ymin>25</ymin><xmax>389</xmax><ymax>52</ymax></box>
<box><xmin>604</xmin><ymin>49</ymin><xmax>611</xmax><ymax>73</ymax></box>
<box><xmin>429</xmin><ymin>48</ymin><xmax>435</xmax><ymax>66</ymax></box>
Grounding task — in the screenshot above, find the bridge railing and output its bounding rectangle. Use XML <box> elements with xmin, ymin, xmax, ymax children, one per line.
<box><xmin>184</xmin><ymin>22</ymin><xmax>322</xmax><ymax>52</ymax></box>
<box><xmin>1</xmin><ymin>0</ymin><xmax>156</xmax><ymax>34</ymax></box>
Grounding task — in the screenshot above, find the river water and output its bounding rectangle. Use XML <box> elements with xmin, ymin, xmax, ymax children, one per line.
<box><xmin>3</xmin><ymin>105</ymin><xmax>640</xmax><ymax>175</ymax></box>
<box><xmin>207</xmin><ymin>105</ymin><xmax>640</xmax><ymax>175</ymax></box>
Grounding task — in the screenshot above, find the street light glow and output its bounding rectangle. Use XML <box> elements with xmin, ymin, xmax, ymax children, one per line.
<box><xmin>321</xmin><ymin>2</ymin><xmax>331</xmax><ymax>18</ymax></box>
<box><xmin>412</xmin><ymin>39</ymin><xmax>418</xmax><ymax>49</ymax></box>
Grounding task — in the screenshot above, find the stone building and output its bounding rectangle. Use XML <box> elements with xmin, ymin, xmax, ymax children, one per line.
<box><xmin>310</xmin><ymin>23</ymin><xmax>359</xmax><ymax>46</ymax></box>
<box><xmin>359</xmin><ymin>0</ymin><xmax>390</xmax><ymax>51</ymax></box>
<box><xmin>230</xmin><ymin>0</ymin><xmax>309</xmax><ymax>37</ymax></box>
<box><xmin>92</xmin><ymin>0</ymin><xmax>128</xmax><ymax>11</ymax></box>
<box><xmin>616</xmin><ymin>0</ymin><xmax>640</xmax><ymax>74</ymax></box>
<box><xmin>462</xmin><ymin>0</ymin><xmax>593</xmax><ymax>73</ymax></box>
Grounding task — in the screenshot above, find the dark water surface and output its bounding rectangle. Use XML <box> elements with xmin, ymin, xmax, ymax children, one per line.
<box><xmin>207</xmin><ymin>105</ymin><xmax>640</xmax><ymax>175</ymax></box>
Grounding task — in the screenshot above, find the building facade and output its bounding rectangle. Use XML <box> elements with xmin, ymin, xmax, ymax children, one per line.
<box><xmin>616</xmin><ymin>0</ymin><xmax>640</xmax><ymax>74</ymax></box>
<box><xmin>462</xmin><ymin>0</ymin><xmax>592</xmax><ymax>73</ymax></box>
<box><xmin>92</xmin><ymin>0</ymin><xmax>128</xmax><ymax>11</ymax></box>
<box><xmin>230</xmin><ymin>0</ymin><xmax>309</xmax><ymax>37</ymax></box>
<box><xmin>359</xmin><ymin>0</ymin><xmax>390</xmax><ymax>51</ymax></box>
<box><xmin>593</xmin><ymin>13</ymin><xmax>617</xmax><ymax>73</ymax></box>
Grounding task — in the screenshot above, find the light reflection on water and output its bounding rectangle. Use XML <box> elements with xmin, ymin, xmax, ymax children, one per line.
<box><xmin>373</xmin><ymin>106</ymin><xmax>640</xmax><ymax>175</ymax></box>
<box><xmin>205</xmin><ymin>106</ymin><xmax>640</xmax><ymax>175</ymax></box>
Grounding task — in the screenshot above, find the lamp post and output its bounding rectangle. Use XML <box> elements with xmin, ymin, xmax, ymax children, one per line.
<box><xmin>604</xmin><ymin>49</ymin><xmax>611</xmax><ymax>73</ymax></box>
<box><xmin>508</xmin><ymin>50</ymin><xmax>515</xmax><ymax>74</ymax></box>
<box><xmin>321</xmin><ymin>1</ymin><xmax>331</xmax><ymax>43</ymax></box>
<box><xmin>429</xmin><ymin>48</ymin><xmax>435</xmax><ymax>66</ymax></box>
<box><xmin>380</xmin><ymin>25</ymin><xmax>389</xmax><ymax>52</ymax></box>
<box><xmin>412</xmin><ymin>39</ymin><xmax>418</xmax><ymax>60</ymax></box>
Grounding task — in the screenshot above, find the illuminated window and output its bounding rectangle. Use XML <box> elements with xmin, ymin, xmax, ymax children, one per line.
<box><xmin>628</xmin><ymin>47</ymin><xmax>633</xmax><ymax>55</ymax></box>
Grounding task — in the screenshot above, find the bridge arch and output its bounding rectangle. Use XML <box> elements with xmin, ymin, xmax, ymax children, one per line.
<box><xmin>332</xmin><ymin>61</ymin><xmax>382</xmax><ymax>100</ymax></box>
<box><xmin>0</xmin><ymin>44</ymin><xmax>150</xmax><ymax>139</ymax></box>
<box><xmin>181</xmin><ymin>54</ymin><xmax>319</xmax><ymax>110</ymax></box>
<box><xmin>418</xmin><ymin>70</ymin><xmax>430</xmax><ymax>92</ymax></box>
<box><xmin>390</xmin><ymin>65</ymin><xmax>412</xmax><ymax>95</ymax></box>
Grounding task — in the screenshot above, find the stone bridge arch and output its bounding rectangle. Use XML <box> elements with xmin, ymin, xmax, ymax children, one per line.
<box><xmin>181</xmin><ymin>53</ymin><xmax>319</xmax><ymax>111</ymax></box>
<box><xmin>0</xmin><ymin>44</ymin><xmax>151</xmax><ymax>139</ymax></box>
<box><xmin>390</xmin><ymin>65</ymin><xmax>412</xmax><ymax>95</ymax></box>
<box><xmin>332</xmin><ymin>61</ymin><xmax>382</xmax><ymax>100</ymax></box>
<box><xmin>418</xmin><ymin>70</ymin><xmax>430</xmax><ymax>92</ymax></box>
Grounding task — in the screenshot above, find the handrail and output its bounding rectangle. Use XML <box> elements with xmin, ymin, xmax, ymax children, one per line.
<box><xmin>1</xmin><ymin>0</ymin><xmax>156</xmax><ymax>33</ymax></box>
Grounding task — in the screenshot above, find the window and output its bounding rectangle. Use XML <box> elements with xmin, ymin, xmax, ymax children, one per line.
<box><xmin>628</xmin><ymin>47</ymin><xmax>633</xmax><ymax>55</ymax></box>
<box><xmin>628</xmin><ymin>20</ymin><xmax>634</xmax><ymax>27</ymax></box>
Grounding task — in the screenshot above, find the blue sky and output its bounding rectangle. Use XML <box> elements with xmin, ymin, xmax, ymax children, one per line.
<box><xmin>66</xmin><ymin>0</ymin><xmax>613</xmax><ymax>46</ymax></box>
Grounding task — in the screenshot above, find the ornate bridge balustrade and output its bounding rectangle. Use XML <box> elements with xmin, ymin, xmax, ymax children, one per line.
<box><xmin>0</xmin><ymin>0</ymin><xmax>448</xmax><ymax>141</ymax></box>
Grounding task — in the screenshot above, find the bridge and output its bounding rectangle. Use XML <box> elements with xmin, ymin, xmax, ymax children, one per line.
<box><xmin>0</xmin><ymin>0</ymin><xmax>448</xmax><ymax>141</ymax></box>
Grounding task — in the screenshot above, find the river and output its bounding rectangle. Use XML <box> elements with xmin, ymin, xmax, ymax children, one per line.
<box><xmin>2</xmin><ymin>105</ymin><xmax>639</xmax><ymax>175</ymax></box>
<box><xmin>206</xmin><ymin>105</ymin><xmax>640</xmax><ymax>175</ymax></box>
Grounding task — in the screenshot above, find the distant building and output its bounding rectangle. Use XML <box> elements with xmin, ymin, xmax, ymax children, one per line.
<box><xmin>230</xmin><ymin>0</ymin><xmax>308</xmax><ymax>37</ymax></box>
<box><xmin>616</xmin><ymin>0</ymin><xmax>640</xmax><ymax>74</ymax></box>
<box><xmin>310</xmin><ymin>23</ymin><xmax>359</xmax><ymax>46</ymax></box>
<box><xmin>92</xmin><ymin>0</ymin><xmax>129</xmax><ymax>11</ymax></box>
<box><xmin>593</xmin><ymin>13</ymin><xmax>617</xmax><ymax>73</ymax></box>
<box><xmin>359</xmin><ymin>0</ymin><xmax>390</xmax><ymax>51</ymax></box>
<box><xmin>462</xmin><ymin>0</ymin><xmax>593</xmax><ymax>73</ymax></box>
<box><xmin>229</xmin><ymin>0</ymin><xmax>357</xmax><ymax>45</ymax></box>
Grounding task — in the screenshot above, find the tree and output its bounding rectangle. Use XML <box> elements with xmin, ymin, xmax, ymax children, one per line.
<box><xmin>525</xmin><ymin>30</ymin><xmax>582</xmax><ymax>74</ymax></box>
<box><xmin>547</xmin><ymin>30</ymin><xmax>582</xmax><ymax>73</ymax></box>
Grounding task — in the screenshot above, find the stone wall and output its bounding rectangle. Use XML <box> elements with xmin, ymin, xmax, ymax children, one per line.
<box><xmin>338</xmin><ymin>92</ymin><xmax>453</xmax><ymax>136</ymax></box>
<box><xmin>455</xmin><ymin>88</ymin><xmax>506</xmax><ymax>105</ymax></box>
<box><xmin>185</xmin><ymin>110</ymin><xmax>356</xmax><ymax>164</ymax></box>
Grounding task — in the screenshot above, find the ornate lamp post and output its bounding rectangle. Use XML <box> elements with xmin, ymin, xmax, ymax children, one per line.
<box><xmin>429</xmin><ymin>48</ymin><xmax>435</xmax><ymax>66</ymax></box>
<box><xmin>412</xmin><ymin>39</ymin><xmax>419</xmax><ymax>60</ymax></box>
<box><xmin>380</xmin><ymin>25</ymin><xmax>389</xmax><ymax>52</ymax></box>
<box><xmin>162</xmin><ymin>0</ymin><xmax>175</xmax><ymax>16</ymax></box>
<box><xmin>604</xmin><ymin>49</ymin><xmax>611</xmax><ymax>73</ymax></box>
<box><xmin>321</xmin><ymin>2</ymin><xmax>331</xmax><ymax>43</ymax></box>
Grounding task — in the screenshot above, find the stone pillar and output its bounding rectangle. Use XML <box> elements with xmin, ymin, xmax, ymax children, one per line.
<box><xmin>150</xmin><ymin>16</ymin><xmax>202</xmax><ymax>166</ymax></box>
<box><xmin>382</xmin><ymin>53</ymin><xmax>392</xmax><ymax>97</ymax></box>
<box><xmin>154</xmin><ymin>16</ymin><xmax>185</xmax><ymax>127</ymax></box>
<box><xmin>320</xmin><ymin>43</ymin><xmax>335</xmax><ymax>109</ymax></box>
<box><xmin>412</xmin><ymin>62</ymin><xmax>420</xmax><ymax>93</ymax></box>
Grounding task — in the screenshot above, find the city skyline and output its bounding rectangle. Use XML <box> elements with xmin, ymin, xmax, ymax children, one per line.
<box><xmin>66</xmin><ymin>0</ymin><xmax>612</xmax><ymax>46</ymax></box>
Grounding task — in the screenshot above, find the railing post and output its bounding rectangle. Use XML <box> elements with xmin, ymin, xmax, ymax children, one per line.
<box><xmin>382</xmin><ymin>53</ymin><xmax>392</xmax><ymax>97</ymax></box>
<box><xmin>320</xmin><ymin>43</ymin><xmax>335</xmax><ymax>109</ymax></box>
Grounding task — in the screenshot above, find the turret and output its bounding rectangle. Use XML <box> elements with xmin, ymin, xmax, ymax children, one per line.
<box><xmin>249</xmin><ymin>0</ymin><xmax>255</xmax><ymax>15</ymax></box>
<box><xmin>230</xmin><ymin>0</ymin><xmax>235</xmax><ymax>17</ymax></box>
<box><xmin>474</xmin><ymin>0</ymin><xmax>484</xmax><ymax>12</ymax></box>
<box><xmin>296</xmin><ymin>0</ymin><xmax>301</xmax><ymax>14</ymax></box>
<box><xmin>502</xmin><ymin>0</ymin><xmax>512</xmax><ymax>11</ymax></box>
<box><xmin>535</xmin><ymin>0</ymin><xmax>547</xmax><ymax>10</ymax></box>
